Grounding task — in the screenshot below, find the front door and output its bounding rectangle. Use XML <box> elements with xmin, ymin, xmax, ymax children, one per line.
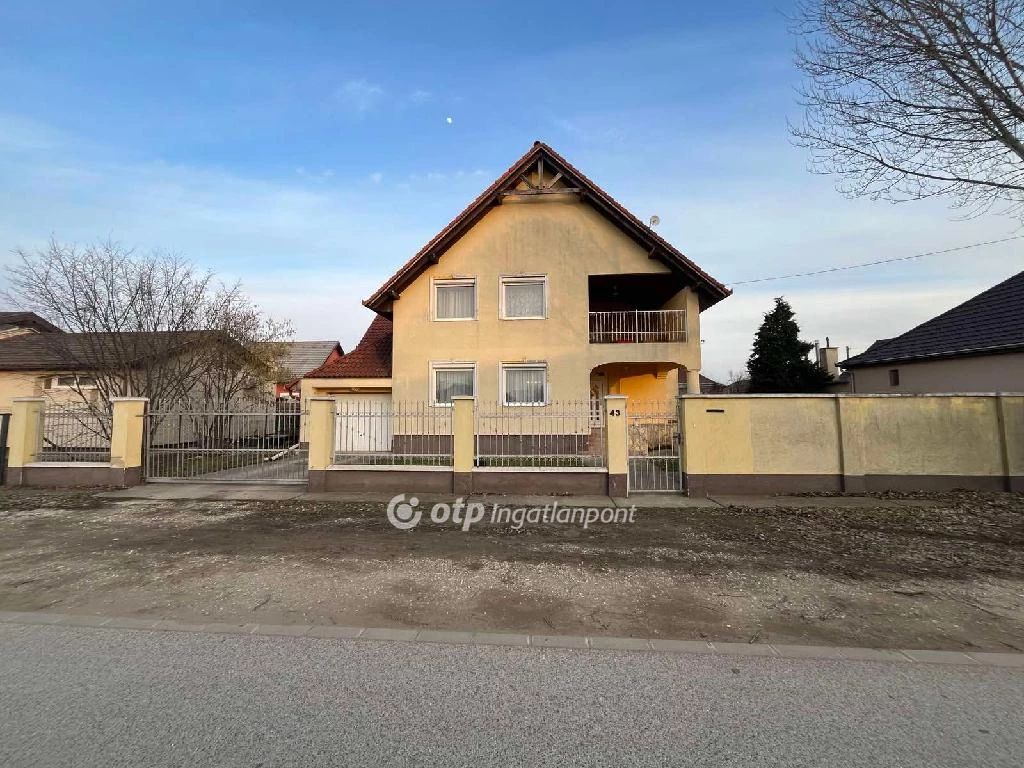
<box><xmin>589</xmin><ymin>375</ymin><xmax>608</xmax><ymax>427</ymax></box>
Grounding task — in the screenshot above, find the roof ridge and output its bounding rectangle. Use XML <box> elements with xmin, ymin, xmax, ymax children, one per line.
<box><xmin>363</xmin><ymin>142</ymin><xmax>730</xmax><ymax>313</ymax></box>
<box><xmin>841</xmin><ymin>270</ymin><xmax>1024</xmax><ymax>368</ymax></box>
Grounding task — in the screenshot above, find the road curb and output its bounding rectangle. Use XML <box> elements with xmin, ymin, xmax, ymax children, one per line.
<box><xmin>1</xmin><ymin>609</ymin><xmax>1021</xmax><ymax>667</ymax></box>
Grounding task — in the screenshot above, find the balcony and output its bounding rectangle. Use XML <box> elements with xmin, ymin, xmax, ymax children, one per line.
<box><xmin>589</xmin><ymin>310</ymin><xmax>687</xmax><ymax>344</ymax></box>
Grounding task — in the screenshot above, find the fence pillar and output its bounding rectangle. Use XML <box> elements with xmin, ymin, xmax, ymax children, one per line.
<box><xmin>307</xmin><ymin>398</ymin><xmax>335</xmax><ymax>489</ymax></box>
<box><xmin>677</xmin><ymin>396</ymin><xmax>688</xmax><ymax>493</ymax></box>
<box><xmin>605</xmin><ymin>395</ymin><xmax>628</xmax><ymax>497</ymax></box>
<box><xmin>5</xmin><ymin>397</ymin><xmax>44</xmax><ymax>486</ymax></box>
<box><xmin>452</xmin><ymin>396</ymin><xmax>475</xmax><ymax>495</ymax></box>
<box><xmin>109</xmin><ymin>397</ymin><xmax>148</xmax><ymax>487</ymax></box>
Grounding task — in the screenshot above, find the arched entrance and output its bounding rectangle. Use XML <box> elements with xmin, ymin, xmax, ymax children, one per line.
<box><xmin>589</xmin><ymin>363</ymin><xmax>684</xmax><ymax>492</ymax></box>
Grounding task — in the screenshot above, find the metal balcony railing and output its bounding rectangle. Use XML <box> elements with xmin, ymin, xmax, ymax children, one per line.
<box><xmin>588</xmin><ymin>310</ymin><xmax>688</xmax><ymax>344</ymax></box>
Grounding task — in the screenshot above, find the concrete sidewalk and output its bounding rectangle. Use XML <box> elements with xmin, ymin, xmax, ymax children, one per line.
<box><xmin>99</xmin><ymin>483</ymin><xmax>931</xmax><ymax>509</ymax></box>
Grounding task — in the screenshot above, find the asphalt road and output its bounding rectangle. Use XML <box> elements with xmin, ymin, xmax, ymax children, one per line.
<box><xmin>1</xmin><ymin>624</ymin><xmax>1022</xmax><ymax>767</ymax></box>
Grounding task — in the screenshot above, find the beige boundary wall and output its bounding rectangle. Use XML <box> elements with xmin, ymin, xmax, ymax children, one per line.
<box><xmin>307</xmin><ymin>395</ymin><xmax>630</xmax><ymax>496</ymax></box>
<box><xmin>4</xmin><ymin>397</ymin><xmax>147</xmax><ymax>488</ymax></box>
<box><xmin>680</xmin><ymin>394</ymin><xmax>1024</xmax><ymax>494</ymax></box>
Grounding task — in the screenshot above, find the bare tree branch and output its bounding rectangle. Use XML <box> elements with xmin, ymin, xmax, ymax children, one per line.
<box><xmin>2</xmin><ymin>239</ymin><xmax>294</xmax><ymax>421</ymax></box>
<box><xmin>792</xmin><ymin>0</ymin><xmax>1024</xmax><ymax>217</ymax></box>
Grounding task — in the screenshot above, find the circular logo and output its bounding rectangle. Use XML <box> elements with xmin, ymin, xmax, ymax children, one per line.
<box><xmin>386</xmin><ymin>494</ymin><xmax>421</xmax><ymax>530</ymax></box>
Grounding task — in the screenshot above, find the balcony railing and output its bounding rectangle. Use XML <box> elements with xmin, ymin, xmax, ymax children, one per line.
<box><xmin>589</xmin><ymin>310</ymin><xmax>687</xmax><ymax>344</ymax></box>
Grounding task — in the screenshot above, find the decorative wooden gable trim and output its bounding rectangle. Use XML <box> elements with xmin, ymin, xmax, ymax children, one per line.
<box><xmin>364</xmin><ymin>142</ymin><xmax>731</xmax><ymax>314</ymax></box>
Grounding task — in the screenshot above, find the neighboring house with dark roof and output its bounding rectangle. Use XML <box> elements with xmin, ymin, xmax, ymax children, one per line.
<box><xmin>0</xmin><ymin>311</ymin><xmax>61</xmax><ymax>339</ymax></box>
<box><xmin>302</xmin><ymin>142</ymin><xmax>729</xmax><ymax>419</ymax></box>
<box><xmin>678</xmin><ymin>374</ymin><xmax>747</xmax><ymax>395</ymax></box>
<box><xmin>271</xmin><ymin>340</ymin><xmax>343</xmax><ymax>397</ymax></box>
<box><xmin>0</xmin><ymin>330</ymin><xmax>337</xmax><ymax>412</ymax></box>
<box><xmin>0</xmin><ymin>330</ymin><xmax>237</xmax><ymax>412</ymax></box>
<box><xmin>839</xmin><ymin>270</ymin><xmax>1024</xmax><ymax>393</ymax></box>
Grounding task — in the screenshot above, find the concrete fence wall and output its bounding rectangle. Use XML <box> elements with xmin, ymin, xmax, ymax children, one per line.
<box><xmin>308</xmin><ymin>395</ymin><xmax>631</xmax><ymax>496</ymax></box>
<box><xmin>4</xmin><ymin>397</ymin><xmax>147</xmax><ymax>488</ymax></box>
<box><xmin>680</xmin><ymin>394</ymin><xmax>1024</xmax><ymax>494</ymax></box>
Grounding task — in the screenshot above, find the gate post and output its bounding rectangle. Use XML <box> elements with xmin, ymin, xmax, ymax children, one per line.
<box><xmin>452</xmin><ymin>396</ymin><xmax>475</xmax><ymax>495</ymax></box>
<box><xmin>307</xmin><ymin>397</ymin><xmax>335</xmax><ymax>491</ymax></box>
<box><xmin>109</xmin><ymin>397</ymin><xmax>148</xmax><ymax>487</ymax></box>
<box><xmin>605</xmin><ymin>395</ymin><xmax>628</xmax><ymax>497</ymax></box>
<box><xmin>677</xmin><ymin>395</ymin><xmax>688</xmax><ymax>494</ymax></box>
<box><xmin>6</xmin><ymin>397</ymin><xmax>44</xmax><ymax>487</ymax></box>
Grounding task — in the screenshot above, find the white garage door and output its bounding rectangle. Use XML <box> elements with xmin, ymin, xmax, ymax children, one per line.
<box><xmin>334</xmin><ymin>394</ymin><xmax>393</xmax><ymax>453</ymax></box>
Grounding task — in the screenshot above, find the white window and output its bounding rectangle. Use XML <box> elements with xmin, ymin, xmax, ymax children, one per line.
<box><xmin>431</xmin><ymin>363</ymin><xmax>476</xmax><ymax>405</ymax></box>
<box><xmin>434</xmin><ymin>279</ymin><xmax>476</xmax><ymax>320</ymax></box>
<box><xmin>502</xmin><ymin>363</ymin><xmax>547</xmax><ymax>406</ymax></box>
<box><xmin>48</xmin><ymin>375</ymin><xmax>97</xmax><ymax>390</ymax></box>
<box><xmin>501</xmin><ymin>276</ymin><xmax>546</xmax><ymax>319</ymax></box>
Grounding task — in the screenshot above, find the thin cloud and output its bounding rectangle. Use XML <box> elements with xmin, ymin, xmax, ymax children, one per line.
<box><xmin>332</xmin><ymin>79</ymin><xmax>385</xmax><ymax>113</ymax></box>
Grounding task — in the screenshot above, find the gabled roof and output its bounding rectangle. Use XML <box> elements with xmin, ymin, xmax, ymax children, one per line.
<box><xmin>0</xmin><ymin>330</ymin><xmax>228</xmax><ymax>372</ymax></box>
<box><xmin>363</xmin><ymin>141</ymin><xmax>731</xmax><ymax>314</ymax></box>
<box><xmin>275</xmin><ymin>340</ymin><xmax>343</xmax><ymax>377</ymax></box>
<box><xmin>305</xmin><ymin>316</ymin><xmax>392</xmax><ymax>379</ymax></box>
<box><xmin>841</xmin><ymin>271</ymin><xmax>1024</xmax><ymax>368</ymax></box>
<box><xmin>0</xmin><ymin>311</ymin><xmax>62</xmax><ymax>335</ymax></box>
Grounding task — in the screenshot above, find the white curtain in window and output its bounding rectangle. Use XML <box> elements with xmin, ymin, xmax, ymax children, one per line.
<box><xmin>504</xmin><ymin>281</ymin><xmax>544</xmax><ymax>317</ymax></box>
<box><xmin>436</xmin><ymin>283</ymin><xmax>475</xmax><ymax>319</ymax></box>
<box><xmin>435</xmin><ymin>368</ymin><xmax>474</xmax><ymax>404</ymax></box>
<box><xmin>505</xmin><ymin>367</ymin><xmax>545</xmax><ymax>404</ymax></box>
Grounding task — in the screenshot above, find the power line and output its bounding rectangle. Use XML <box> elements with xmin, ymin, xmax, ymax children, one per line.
<box><xmin>726</xmin><ymin>235</ymin><xmax>1024</xmax><ymax>287</ymax></box>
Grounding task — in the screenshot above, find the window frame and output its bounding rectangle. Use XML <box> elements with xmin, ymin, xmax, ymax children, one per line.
<box><xmin>432</xmin><ymin>278</ymin><xmax>477</xmax><ymax>322</ymax></box>
<box><xmin>499</xmin><ymin>275</ymin><xmax>548</xmax><ymax>320</ymax></box>
<box><xmin>500</xmin><ymin>362</ymin><xmax>549</xmax><ymax>406</ymax></box>
<box><xmin>429</xmin><ymin>362</ymin><xmax>477</xmax><ymax>406</ymax></box>
<box><xmin>888</xmin><ymin>369</ymin><xmax>901</xmax><ymax>387</ymax></box>
<box><xmin>48</xmin><ymin>374</ymin><xmax>98</xmax><ymax>390</ymax></box>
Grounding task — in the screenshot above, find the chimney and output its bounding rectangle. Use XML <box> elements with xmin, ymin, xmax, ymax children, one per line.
<box><xmin>820</xmin><ymin>345</ymin><xmax>840</xmax><ymax>378</ymax></box>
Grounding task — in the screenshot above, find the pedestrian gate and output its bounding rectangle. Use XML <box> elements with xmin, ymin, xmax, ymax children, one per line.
<box><xmin>145</xmin><ymin>402</ymin><xmax>307</xmax><ymax>483</ymax></box>
<box><xmin>627</xmin><ymin>401</ymin><xmax>682</xmax><ymax>492</ymax></box>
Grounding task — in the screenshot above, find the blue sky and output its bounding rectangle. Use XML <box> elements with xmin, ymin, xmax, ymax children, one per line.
<box><xmin>1</xmin><ymin>1</ymin><xmax>1020</xmax><ymax>379</ymax></box>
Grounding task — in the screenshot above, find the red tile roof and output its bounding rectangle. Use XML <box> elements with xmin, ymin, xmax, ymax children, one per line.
<box><xmin>305</xmin><ymin>316</ymin><xmax>392</xmax><ymax>379</ymax></box>
<box><xmin>363</xmin><ymin>141</ymin><xmax>731</xmax><ymax>314</ymax></box>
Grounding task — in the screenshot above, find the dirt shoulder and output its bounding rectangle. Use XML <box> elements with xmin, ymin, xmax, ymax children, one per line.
<box><xmin>0</xmin><ymin>488</ymin><xmax>1021</xmax><ymax>650</ymax></box>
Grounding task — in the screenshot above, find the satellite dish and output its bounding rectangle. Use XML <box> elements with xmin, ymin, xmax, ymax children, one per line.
<box><xmin>649</xmin><ymin>215</ymin><xmax>660</xmax><ymax>227</ymax></box>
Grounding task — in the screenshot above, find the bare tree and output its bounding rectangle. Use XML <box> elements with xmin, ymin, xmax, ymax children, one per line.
<box><xmin>792</xmin><ymin>1</ymin><xmax>1024</xmax><ymax>217</ymax></box>
<box><xmin>3</xmin><ymin>239</ymin><xmax>293</xmax><ymax>426</ymax></box>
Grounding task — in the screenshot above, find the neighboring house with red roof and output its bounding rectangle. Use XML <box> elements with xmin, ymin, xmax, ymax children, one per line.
<box><xmin>302</xmin><ymin>142</ymin><xmax>730</xmax><ymax>417</ymax></box>
<box><xmin>840</xmin><ymin>270</ymin><xmax>1024</xmax><ymax>393</ymax></box>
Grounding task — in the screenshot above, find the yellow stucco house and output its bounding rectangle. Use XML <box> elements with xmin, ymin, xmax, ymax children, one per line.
<box><xmin>302</xmin><ymin>141</ymin><xmax>730</xmax><ymax>413</ymax></box>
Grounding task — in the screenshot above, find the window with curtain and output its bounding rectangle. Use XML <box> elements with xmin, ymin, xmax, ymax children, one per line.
<box><xmin>503</xmin><ymin>365</ymin><xmax>547</xmax><ymax>405</ymax></box>
<box><xmin>433</xmin><ymin>366</ymin><xmax>475</xmax><ymax>405</ymax></box>
<box><xmin>435</xmin><ymin>279</ymin><xmax>475</xmax><ymax>320</ymax></box>
<box><xmin>502</xmin><ymin>277</ymin><xmax>546</xmax><ymax>319</ymax></box>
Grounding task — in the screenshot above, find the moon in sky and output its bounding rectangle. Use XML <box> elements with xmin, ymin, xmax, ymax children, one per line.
<box><xmin>445</xmin><ymin>116</ymin><xmax>453</xmax><ymax>125</ymax></box>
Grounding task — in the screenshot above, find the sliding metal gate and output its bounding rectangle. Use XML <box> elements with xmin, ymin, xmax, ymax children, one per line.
<box><xmin>627</xmin><ymin>401</ymin><xmax>682</xmax><ymax>492</ymax></box>
<box><xmin>145</xmin><ymin>402</ymin><xmax>308</xmax><ymax>483</ymax></box>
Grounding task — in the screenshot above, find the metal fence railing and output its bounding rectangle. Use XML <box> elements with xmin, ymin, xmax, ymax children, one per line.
<box><xmin>146</xmin><ymin>401</ymin><xmax>307</xmax><ymax>482</ymax></box>
<box><xmin>475</xmin><ymin>401</ymin><xmax>606</xmax><ymax>468</ymax></box>
<box><xmin>627</xmin><ymin>400</ymin><xmax>681</xmax><ymax>492</ymax></box>
<box><xmin>588</xmin><ymin>309</ymin><xmax>687</xmax><ymax>344</ymax></box>
<box><xmin>38</xmin><ymin>405</ymin><xmax>112</xmax><ymax>463</ymax></box>
<box><xmin>333</xmin><ymin>400</ymin><xmax>453</xmax><ymax>466</ymax></box>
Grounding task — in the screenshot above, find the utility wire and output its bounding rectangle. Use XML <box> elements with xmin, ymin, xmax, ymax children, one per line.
<box><xmin>726</xmin><ymin>235</ymin><xmax>1024</xmax><ymax>287</ymax></box>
